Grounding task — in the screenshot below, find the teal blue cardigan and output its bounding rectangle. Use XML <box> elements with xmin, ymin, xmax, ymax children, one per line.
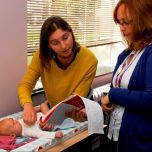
<box><xmin>109</xmin><ymin>44</ymin><xmax>152</xmax><ymax>152</ymax></box>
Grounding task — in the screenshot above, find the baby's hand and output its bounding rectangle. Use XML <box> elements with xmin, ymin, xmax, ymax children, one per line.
<box><xmin>40</xmin><ymin>122</ymin><xmax>54</xmax><ymax>131</ymax></box>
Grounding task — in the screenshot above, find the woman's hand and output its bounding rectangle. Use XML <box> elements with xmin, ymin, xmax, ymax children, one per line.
<box><xmin>101</xmin><ymin>95</ymin><xmax>114</xmax><ymax>112</ymax></box>
<box><xmin>65</xmin><ymin>108</ymin><xmax>87</xmax><ymax>122</ymax></box>
<box><xmin>23</xmin><ymin>103</ymin><xmax>37</xmax><ymax>126</ymax></box>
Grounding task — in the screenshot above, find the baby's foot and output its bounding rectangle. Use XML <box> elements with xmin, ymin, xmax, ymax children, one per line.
<box><xmin>55</xmin><ymin>131</ymin><xmax>63</xmax><ymax>138</ymax></box>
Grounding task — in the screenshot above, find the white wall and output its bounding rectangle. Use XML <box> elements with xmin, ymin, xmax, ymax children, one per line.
<box><xmin>0</xmin><ymin>0</ymin><xmax>27</xmax><ymax>117</ymax></box>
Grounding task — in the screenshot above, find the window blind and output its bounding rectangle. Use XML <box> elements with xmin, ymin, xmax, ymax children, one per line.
<box><xmin>27</xmin><ymin>0</ymin><xmax>121</xmax><ymax>53</ymax></box>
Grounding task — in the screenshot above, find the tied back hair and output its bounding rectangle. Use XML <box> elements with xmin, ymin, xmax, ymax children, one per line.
<box><xmin>39</xmin><ymin>15</ymin><xmax>80</xmax><ymax>69</ymax></box>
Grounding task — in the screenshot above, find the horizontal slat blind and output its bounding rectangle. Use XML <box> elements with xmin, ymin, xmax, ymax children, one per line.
<box><xmin>27</xmin><ymin>0</ymin><xmax>121</xmax><ymax>53</ymax></box>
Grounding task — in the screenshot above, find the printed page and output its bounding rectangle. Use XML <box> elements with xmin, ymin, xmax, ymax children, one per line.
<box><xmin>45</xmin><ymin>103</ymin><xmax>75</xmax><ymax>125</ymax></box>
<box><xmin>41</xmin><ymin>95</ymin><xmax>84</xmax><ymax>124</ymax></box>
<box><xmin>80</xmin><ymin>97</ymin><xmax>104</xmax><ymax>134</ymax></box>
<box><xmin>41</xmin><ymin>95</ymin><xmax>104</xmax><ymax>135</ymax></box>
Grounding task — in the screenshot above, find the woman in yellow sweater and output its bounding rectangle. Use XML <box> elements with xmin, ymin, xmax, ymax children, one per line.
<box><xmin>18</xmin><ymin>16</ymin><xmax>97</xmax><ymax>126</ymax></box>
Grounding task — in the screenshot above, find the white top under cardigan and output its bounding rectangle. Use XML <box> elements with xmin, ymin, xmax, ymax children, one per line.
<box><xmin>108</xmin><ymin>49</ymin><xmax>144</xmax><ymax>141</ymax></box>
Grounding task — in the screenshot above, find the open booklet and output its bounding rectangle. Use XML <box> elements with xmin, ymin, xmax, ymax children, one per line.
<box><xmin>39</xmin><ymin>95</ymin><xmax>104</xmax><ymax>134</ymax></box>
<box><xmin>39</xmin><ymin>95</ymin><xmax>85</xmax><ymax>126</ymax></box>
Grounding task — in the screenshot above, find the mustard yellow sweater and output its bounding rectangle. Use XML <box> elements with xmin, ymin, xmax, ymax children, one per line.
<box><xmin>18</xmin><ymin>45</ymin><xmax>97</xmax><ymax>107</ymax></box>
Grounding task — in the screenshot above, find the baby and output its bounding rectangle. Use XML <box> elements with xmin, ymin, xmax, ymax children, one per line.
<box><xmin>0</xmin><ymin>112</ymin><xmax>63</xmax><ymax>139</ymax></box>
<box><xmin>0</xmin><ymin>100</ymin><xmax>87</xmax><ymax>139</ymax></box>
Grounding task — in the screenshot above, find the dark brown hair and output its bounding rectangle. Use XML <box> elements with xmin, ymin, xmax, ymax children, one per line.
<box><xmin>114</xmin><ymin>0</ymin><xmax>152</xmax><ymax>50</ymax></box>
<box><xmin>39</xmin><ymin>16</ymin><xmax>80</xmax><ymax>69</ymax></box>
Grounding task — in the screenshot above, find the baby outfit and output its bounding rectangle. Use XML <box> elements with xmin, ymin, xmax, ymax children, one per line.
<box><xmin>18</xmin><ymin>112</ymin><xmax>56</xmax><ymax>139</ymax></box>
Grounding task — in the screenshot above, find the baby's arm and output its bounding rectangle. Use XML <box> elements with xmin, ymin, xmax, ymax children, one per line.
<box><xmin>21</xmin><ymin>114</ymin><xmax>63</xmax><ymax>139</ymax></box>
<box><xmin>40</xmin><ymin>101</ymin><xmax>50</xmax><ymax>115</ymax></box>
<box><xmin>34</xmin><ymin>100</ymin><xmax>50</xmax><ymax>115</ymax></box>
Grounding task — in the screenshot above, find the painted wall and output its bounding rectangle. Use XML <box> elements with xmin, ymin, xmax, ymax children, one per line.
<box><xmin>0</xmin><ymin>0</ymin><xmax>27</xmax><ymax>117</ymax></box>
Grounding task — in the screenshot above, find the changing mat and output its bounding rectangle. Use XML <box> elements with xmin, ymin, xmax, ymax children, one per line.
<box><xmin>0</xmin><ymin>111</ymin><xmax>88</xmax><ymax>152</ymax></box>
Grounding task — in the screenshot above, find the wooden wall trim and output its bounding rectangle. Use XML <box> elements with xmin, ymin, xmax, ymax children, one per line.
<box><xmin>92</xmin><ymin>72</ymin><xmax>113</xmax><ymax>88</ymax></box>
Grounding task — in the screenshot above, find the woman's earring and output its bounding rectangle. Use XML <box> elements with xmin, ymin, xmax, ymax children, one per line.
<box><xmin>49</xmin><ymin>49</ymin><xmax>55</xmax><ymax>59</ymax></box>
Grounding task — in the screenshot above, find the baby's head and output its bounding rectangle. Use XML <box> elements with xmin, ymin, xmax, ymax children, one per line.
<box><xmin>0</xmin><ymin>118</ymin><xmax>22</xmax><ymax>136</ymax></box>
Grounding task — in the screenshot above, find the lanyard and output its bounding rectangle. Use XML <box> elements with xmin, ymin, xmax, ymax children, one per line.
<box><xmin>115</xmin><ymin>51</ymin><xmax>137</xmax><ymax>88</ymax></box>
